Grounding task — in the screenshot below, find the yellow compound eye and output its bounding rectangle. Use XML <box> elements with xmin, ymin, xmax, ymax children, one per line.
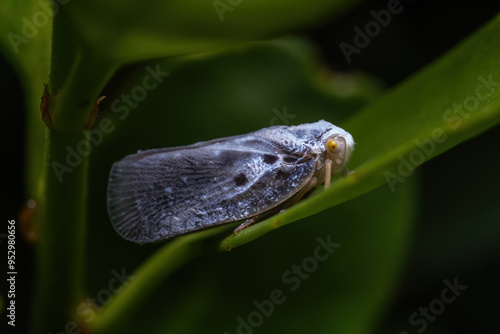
<box><xmin>327</xmin><ymin>139</ymin><xmax>338</xmax><ymax>152</ymax></box>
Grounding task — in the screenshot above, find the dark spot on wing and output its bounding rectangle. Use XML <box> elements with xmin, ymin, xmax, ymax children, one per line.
<box><xmin>234</xmin><ymin>173</ymin><xmax>248</xmax><ymax>186</ymax></box>
<box><xmin>283</xmin><ymin>155</ymin><xmax>298</xmax><ymax>163</ymax></box>
<box><xmin>276</xmin><ymin>170</ymin><xmax>289</xmax><ymax>180</ymax></box>
<box><xmin>263</xmin><ymin>154</ymin><xmax>278</xmax><ymax>164</ymax></box>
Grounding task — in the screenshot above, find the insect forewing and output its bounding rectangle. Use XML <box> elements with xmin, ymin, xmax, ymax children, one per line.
<box><xmin>108</xmin><ymin>134</ymin><xmax>316</xmax><ymax>243</ymax></box>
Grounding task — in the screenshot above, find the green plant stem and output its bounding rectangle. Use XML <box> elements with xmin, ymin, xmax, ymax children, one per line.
<box><xmin>32</xmin><ymin>131</ymin><xmax>89</xmax><ymax>333</ymax></box>
<box><xmin>30</xmin><ymin>11</ymin><xmax>117</xmax><ymax>330</ymax></box>
<box><xmin>31</xmin><ymin>59</ymin><xmax>116</xmax><ymax>332</ymax></box>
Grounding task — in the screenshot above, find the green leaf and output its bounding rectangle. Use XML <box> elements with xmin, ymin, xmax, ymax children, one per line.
<box><xmin>64</xmin><ymin>0</ymin><xmax>359</xmax><ymax>63</ymax></box>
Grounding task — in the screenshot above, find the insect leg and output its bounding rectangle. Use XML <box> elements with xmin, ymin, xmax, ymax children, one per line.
<box><xmin>234</xmin><ymin>215</ymin><xmax>259</xmax><ymax>234</ymax></box>
<box><xmin>324</xmin><ymin>159</ymin><xmax>332</xmax><ymax>189</ymax></box>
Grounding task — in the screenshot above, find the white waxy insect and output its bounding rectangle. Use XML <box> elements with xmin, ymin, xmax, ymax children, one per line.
<box><xmin>107</xmin><ymin>120</ymin><xmax>355</xmax><ymax>243</ymax></box>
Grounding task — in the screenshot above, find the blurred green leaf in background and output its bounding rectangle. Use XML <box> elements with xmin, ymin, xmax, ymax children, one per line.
<box><xmin>1</xmin><ymin>0</ymin><xmax>499</xmax><ymax>334</ymax></box>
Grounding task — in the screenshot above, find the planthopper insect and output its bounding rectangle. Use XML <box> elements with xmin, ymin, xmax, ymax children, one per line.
<box><xmin>107</xmin><ymin>120</ymin><xmax>354</xmax><ymax>243</ymax></box>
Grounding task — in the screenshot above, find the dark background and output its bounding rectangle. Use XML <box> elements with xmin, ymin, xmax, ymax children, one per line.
<box><xmin>3</xmin><ymin>1</ymin><xmax>500</xmax><ymax>333</ymax></box>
